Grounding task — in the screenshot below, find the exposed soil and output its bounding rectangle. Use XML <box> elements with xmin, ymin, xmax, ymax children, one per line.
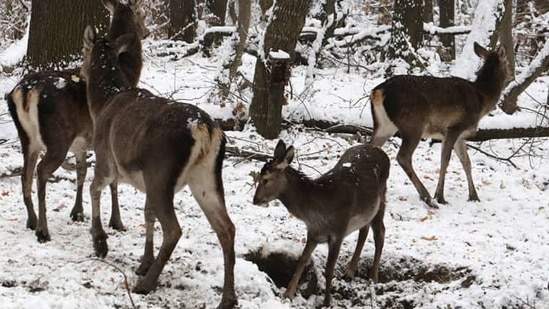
<box><xmin>245</xmin><ymin>249</ymin><xmax>476</xmax><ymax>308</ymax></box>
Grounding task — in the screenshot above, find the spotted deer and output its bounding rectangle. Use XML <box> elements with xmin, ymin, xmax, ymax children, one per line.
<box><xmin>5</xmin><ymin>0</ymin><xmax>148</xmax><ymax>242</ymax></box>
<box><xmin>370</xmin><ymin>42</ymin><xmax>509</xmax><ymax>208</ymax></box>
<box><xmin>253</xmin><ymin>140</ymin><xmax>390</xmax><ymax>307</ymax></box>
<box><xmin>80</xmin><ymin>28</ymin><xmax>236</xmax><ymax>307</ymax></box>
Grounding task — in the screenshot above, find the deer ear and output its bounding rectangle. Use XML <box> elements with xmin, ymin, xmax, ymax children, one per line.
<box><xmin>83</xmin><ymin>26</ymin><xmax>95</xmax><ymax>53</ymax></box>
<box><xmin>284</xmin><ymin>146</ymin><xmax>295</xmax><ymax>165</ymax></box>
<box><xmin>273</xmin><ymin>140</ymin><xmax>287</xmax><ymax>162</ymax></box>
<box><xmin>496</xmin><ymin>44</ymin><xmax>507</xmax><ymax>59</ymax></box>
<box><xmin>473</xmin><ymin>42</ymin><xmax>489</xmax><ymax>59</ymax></box>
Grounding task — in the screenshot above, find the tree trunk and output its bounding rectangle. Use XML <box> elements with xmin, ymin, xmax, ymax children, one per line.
<box><xmin>387</xmin><ymin>0</ymin><xmax>424</xmax><ymax>71</ymax></box>
<box><xmin>229</xmin><ymin>0</ymin><xmax>251</xmax><ymax>79</ymax></box>
<box><xmin>439</xmin><ymin>0</ymin><xmax>455</xmax><ymax>60</ymax></box>
<box><xmin>169</xmin><ymin>0</ymin><xmax>197</xmax><ymax>42</ymax></box>
<box><xmin>499</xmin><ymin>0</ymin><xmax>515</xmax><ymax>81</ymax></box>
<box><xmin>424</xmin><ymin>0</ymin><xmax>433</xmax><ymax>23</ymax></box>
<box><xmin>249</xmin><ymin>0</ymin><xmax>312</xmax><ymax>139</ymax></box>
<box><xmin>27</xmin><ymin>0</ymin><xmax>108</xmax><ymax>70</ymax></box>
<box><xmin>205</xmin><ymin>0</ymin><xmax>228</xmax><ymax>26</ymax></box>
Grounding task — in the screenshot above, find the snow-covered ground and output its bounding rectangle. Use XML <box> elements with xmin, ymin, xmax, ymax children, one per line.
<box><xmin>1</xmin><ymin>35</ymin><xmax>549</xmax><ymax>309</ymax></box>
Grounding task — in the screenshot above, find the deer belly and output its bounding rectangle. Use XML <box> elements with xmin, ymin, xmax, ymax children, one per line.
<box><xmin>345</xmin><ymin>211</ymin><xmax>378</xmax><ymax>236</ymax></box>
<box><xmin>117</xmin><ymin>169</ymin><xmax>146</xmax><ymax>192</ymax></box>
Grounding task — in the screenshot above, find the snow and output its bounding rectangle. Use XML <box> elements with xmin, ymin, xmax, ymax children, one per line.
<box><xmin>1</xmin><ymin>4</ymin><xmax>549</xmax><ymax>309</ymax></box>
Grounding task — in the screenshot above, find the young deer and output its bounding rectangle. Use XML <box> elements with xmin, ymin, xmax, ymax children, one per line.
<box><xmin>253</xmin><ymin>140</ymin><xmax>390</xmax><ymax>307</ymax></box>
<box><xmin>5</xmin><ymin>0</ymin><xmax>148</xmax><ymax>242</ymax></box>
<box><xmin>81</xmin><ymin>28</ymin><xmax>237</xmax><ymax>308</ymax></box>
<box><xmin>370</xmin><ymin>42</ymin><xmax>509</xmax><ymax>208</ymax></box>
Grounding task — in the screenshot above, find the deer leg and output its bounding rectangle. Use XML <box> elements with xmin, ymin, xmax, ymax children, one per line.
<box><xmin>397</xmin><ymin>135</ymin><xmax>435</xmax><ymax>207</ymax></box>
<box><xmin>70</xmin><ymin>149</ymin><xmax>87</xmax><ymax>222</ymax></box>
<box><xmin>189</xmin><ymin>167</ymin><xmax>237</xmax><ymax>309</ymax></box>
<box><xmin>108</xmin><ymin>182</ymin><xmax>125</xmax><ymax>231</ymax></box>
<box><xmin>453</xmin><ymin>138</ymin><xmax>480</xmax><ymax>202</ymax></box>
<box><xmin>89</xmin><ymin>157</ymin><xmax>116</xmax><ymax>258</ymax></box>
<box><xmin>22</xmin><ymin>148</ymin><xmax>39</xmax><ymax>230</ymax></box>
<box><xmin>434</xmin><ymin>132</ymin><xmax>460</xmax><ymax>204</ymax></box>
<box><xmin>344</xmin><ymin>226</ymin><xmax>368</xmax><ymax>279</ymax></box>
<box><xmin>323</xmin><ymin>237</ymin><xmax>343</xmax><ymax>307</ymax></box>
<box><xmin>369</xmin><ymin>209</ymin><xmax>385</xmax><ymax>283</ymax></box>
<box><xmin>133</xmin><ymin>187</ymin><xmax>180</xmax><ymax>294</ymax></box>
<box><xmin>35</xmin><ymin>147</ymin><xmax>69</xmax><ymax>242</ymax></box>
<box><xmin>285</xmin><ymin>235</ymin><xmax>318</xmax><ymax>300</ymax></box>
<box><xmin>136</xmin><ymin>196</ymin><xmax>155</xmax><ymax>276</ymax></box>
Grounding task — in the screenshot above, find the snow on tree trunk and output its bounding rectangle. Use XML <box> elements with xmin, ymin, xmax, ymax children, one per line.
<box><xmin>451</xmin><ymin>0</ymin><xmax>504</xmax><ymax>79</ymax></box>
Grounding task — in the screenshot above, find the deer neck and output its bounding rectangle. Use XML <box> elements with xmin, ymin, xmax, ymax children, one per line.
<box><xmin>87</xmin><ymin>56</ymin><xmax>131</xmax><ymax>119</ymax></box>
<box><xmin>278</xmin><ymin>168</ymin><xmax>319</xmax><ymax>220</ymax></box>
<box><xmin>473</xmin><ymin>59</ymin><xmax>506</xmax><ymax>113</ymax></box>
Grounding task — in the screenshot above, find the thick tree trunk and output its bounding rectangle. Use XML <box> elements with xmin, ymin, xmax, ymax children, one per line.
<box><xmin>229</xmin><ymin>0</ymin><xmax>251</xmax><ymax>79</ymax></box>
<box><xmin>249</xmin><ymin>0</ymin><xmax>311</xmax><ymax>139</ymax></box>
<box><xmin>169</xmin><ymin>0</ymin><xmax>197</xmax><ymax>42</ymax></box>
<box><xmin>205</xmin><ymin>0</ymin><xmax>228</xmax><ymax>26</ymax></box>
<box><xmin>387</xmin><ymin>0</ymin><xmax>424</xmax><ymax>71</ymax></box>
<box><xmin>27</xmin><ymin>0</ymin><xmax>108</xmax><ymax>69</ymax></box>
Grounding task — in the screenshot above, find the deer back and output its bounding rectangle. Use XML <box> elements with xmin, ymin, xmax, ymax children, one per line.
<box><xmin>82</xmin><ymin>30</ymin><xmax>225</xmax><ymax>192</ymax></box>
<box><xmin>7</xmin><ymin>69</ymin><xmax>91</xmax><ymax>153</ymax></box>
<box><xmin>371</xmin><ymin>43</ymin><xmax>508</xmax><ymax>139</ymax></box>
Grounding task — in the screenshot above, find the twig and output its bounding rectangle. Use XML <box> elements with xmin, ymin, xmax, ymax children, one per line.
<box><xmin>70</xmin><ymin>258</ymin><xmax>136</xmax><ymax>309</ymax></box>
<box><xmin>467</xmin><ymin>144</ymin><xmax>517</xmax><ymax>168</ymax></box>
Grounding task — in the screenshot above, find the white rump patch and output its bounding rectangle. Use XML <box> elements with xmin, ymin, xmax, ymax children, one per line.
<box><xmin>13</xmin><ymin>87</ymin><xmax>46</xmax><ymax>153</ymax></box>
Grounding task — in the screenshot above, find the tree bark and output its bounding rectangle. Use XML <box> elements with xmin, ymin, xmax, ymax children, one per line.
<box><xmin>499</xmin><ymin>0</ymin><xmax>515</xmax><ymax>80</ymax></box>
<box><xmin>205</xmin><ymin>0</ymin><xmax>228</xmax><ymax>26</ymax></box>
<box><xmin>439</xmin><ymin>0</ymin><xmax>455</xmax><ymax>60</ymax></box>
<box><xmin>424</xmin><ymin>0</ymin><xmax>433</xmax><ymax>23</ymax></box>
<box><xmin>387</xmin><ymin>0</ymin><xmax>424</xmax><ymax>71</ymax></box>
<box><xmin>169</xmin><ymin>0</ymin><xmax>197</xmax><ymax>42</ymax></box>
<box><xmin>249</xmin><ymin>0</ymin><xmax>312</xmax><ymax>139</ymax></box>
<box><xmin>27</xmin><ymin>0</ymin><xmax>108</xmax><ymax>70</ymax></box>
<box><xmin>229</xmin><ymin>0</ymin><xmax>251</xmax><ymax>80</ymax></box>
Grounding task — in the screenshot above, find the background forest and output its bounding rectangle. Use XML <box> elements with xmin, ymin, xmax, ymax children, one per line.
<box><xmin>0</xmin><ymin>0</ymin><xmax>548</xmax><ymax>308</ymax></box>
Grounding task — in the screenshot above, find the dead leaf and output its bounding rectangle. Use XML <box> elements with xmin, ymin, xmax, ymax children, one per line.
<box><xmin>420</xmin><ymin>235</ymin><xmax>438</xmax><ymax>241</ymax></box>
<box><xmin>1</xmin><ymin>191</ymin><xmax>9</xmax><ymax>197</ymax></box>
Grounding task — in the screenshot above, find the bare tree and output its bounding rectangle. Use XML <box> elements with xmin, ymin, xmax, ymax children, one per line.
<box><xmin>27</xmin><ymin>0</ymin><xmax>108</xmax><ymax>69</ymax></box>
<box><xmin>249</xmin><ymin>0</ymin><xmax>312</xmax><ymax>139</ymax></box>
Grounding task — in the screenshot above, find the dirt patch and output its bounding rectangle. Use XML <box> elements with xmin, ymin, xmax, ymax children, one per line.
<box><xmin>245</xmin><ymin>249</ymin><xmax>476</xmax><ymax>307</ymax></box>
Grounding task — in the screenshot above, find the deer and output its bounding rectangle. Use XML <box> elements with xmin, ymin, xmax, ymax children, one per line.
<box><xmin>80</xmin><ymin>27</ymin><xmax>237</xmax><ymax>308</ymax></box>
<box><xmin>369</xmin><ymin>42</ymin><xmax>509</xmax><ymax>208</ymax></box>
<box><xmin>253</xmin><ymin>140</ymin><xmax>390</xmax><ymax>307</ymax></box>
<box><xmin>5</xmin><ymin>0</ymin><xmax>148</xmax><ymax>242</ymax></box>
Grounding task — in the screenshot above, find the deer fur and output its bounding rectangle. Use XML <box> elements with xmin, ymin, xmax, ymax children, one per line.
<box><xmin>5</xmin><ymin>0</ymin><xmax>147</xmax><ymax>242</ymax></box>
<box><xmin>370</xmin><ymin>42</ymin><xmax>509</xmax><ymax>207</ymax></box>
<box><xmin>253</xmin><ymin>140</ymin><xmax>390</xmax><ymax>307</ymax></box>
<box><xmin>80</xmin><ymin>28</ymin><xmax>236</xmax><ymax>308</ymax></box>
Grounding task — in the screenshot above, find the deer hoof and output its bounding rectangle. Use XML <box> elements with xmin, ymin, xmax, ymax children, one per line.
<box><xmin>108</xmin><ymin>220</ymin><xmax>126</xmax><ymax>232</ymax></box>
<box><xmin>93</xmin><ymin>237</ymin><xmax>109</xmax><ymax>258</ymax></box>
<box><xmin>70</xmin><ymin>211</ymin><xmax>84</xmax><ymax>222</ymax></box>
<box><xmin>133</xmin><ymin>280</ymin><xmax>155</xmax><ymax>295</ymax></box>
<box><xmin>217</xmin><ymin>296</ymin><xmax>238</xmax><ymax>309</ymax></box>
<box><xmin>36</xmin><ymin>229</ymin><xmax>51</xmax><ymax>243</ymax></box>
<box><xmin>27</xmin><ymin>218</ymin><xmax>37</xmax><ymax>230</ymax></box>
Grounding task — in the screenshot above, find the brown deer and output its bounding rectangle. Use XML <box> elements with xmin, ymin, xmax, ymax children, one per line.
<box><xmin>370</xmin><ymin>42</ymin><xmax>509</xmax><ymax>208</ymax></box>
<box><xmin>5</xmin><ymin>0</ymin><xmax>148</xmax><ymax>242</ymax></box>
<box><xmin>253</xmin><ymin>140</ymin><xmax>390</xmax><ymax>307</ymax></box>
<box><xmin>80</xmin><ymin>28</ymin><xmax>237</xmax><ymax>308</ymax></box>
